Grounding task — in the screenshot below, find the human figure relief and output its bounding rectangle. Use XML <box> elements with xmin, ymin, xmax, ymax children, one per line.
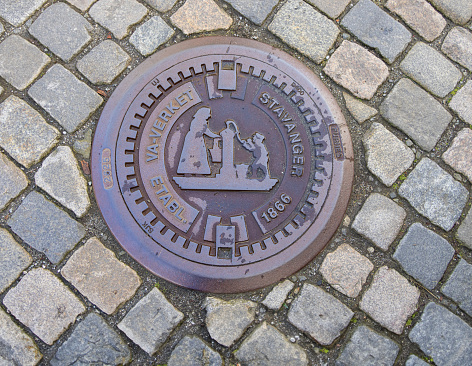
<box><xmin>177</xmin><ymin>107</ymin><xmax>219</xmax><ymax>175</ymax></box>
<box><xmin>241</xmin><ymin>132</ymin><xmax>269</xmax><ymax>179</ymax></box>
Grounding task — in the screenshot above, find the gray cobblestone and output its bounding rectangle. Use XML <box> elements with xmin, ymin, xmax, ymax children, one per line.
<box><xmin>3</xmin><ymin>268</ymin><xmax>85</xmax><ymax>345</ymax></box>
<box><xmin>335</xmin><ymin>326</ymin><xmax>399</xmax><ymax>366</ymax></box>
<box><xmin>170</xmin><ymin>0</ymin><xmax>232</xmax><ymax>35</ymax></box>
<box><xmin>205</xmin><ymin>297</ymin><xmax>256</xmax><ymax>347</ymax></box>
<box><xmin>51</xmin><ymin>313</ymin><xmax>131</xmax><ymax>366</ymax></box>
<box><xmin>409</xmin><ymin>302</ymin><xmax>472</xmax><ymax>365</ymax></box>
<box><xmin>443</xmin><ymin>128</ymin><xmax>472</xmax><ymax>182</ymax></box>
<box><xmin>0</xmin><ymin>96</ymin><xmax>59</xmax><ymax>168</ymax></box>
<box><xmin>144</xmin><ymin>0</ymin><xmax>177</xmax><ymax>13</ymax></box>
<box><xmin>306</xmin><ymin>0</ymin><xmax>350</xmax><ymax>19</ymax></box>
<box><xmin>235</xmin><ymin>322</ymin><xmax>308</xmax><ymax>366</ymax></box>
<box><xmin>393</xmin><ymin>223</ymin><xmax>454</xmax><ymax>289</ymax></box>
<box><xmin>0</xmin><ymin>308</ymin><xmax>42</xmax><ymax>365</ymax></box>
<box><xmin>380</xmin><ymin>78</ymin><xmax>452</xmax><ymax>151</ymax></box>
<box><xmin>77</xmin><ymin>40</ymin><xmax>130</xmax><ymax>84</ymax></box>
<box><xmin>400</xmin><ymin>42</ymin><xmax>462</xmax><ymax>98</ymax></box>
<box><xmin>61</xmin><ymin>237</ymin><xmax>141</xmax><ymax>314</ymax></box>
<box><xmin>341</xmin><ymin>0</ymin><xmax>411</xmax><ymax>63</ymax></box>
<box><xmin>457</xmin><ymin>209</ymin><xmax>472</xmax><ymax>250</ymax></box>
<box><xmin>324</xmin><ymin>41</ymin><xmax>389</xmax><ymax>100</ymax></box>
<box><xmin>130</xmin><ymin>16</ymin><xmax>174</xmax><ymax>56</ymax></box>
<box><xmin>73</xmin><ymin>129</ymin><xmax>92</xmax><ymax>158</ymax></box>
<box><xmin>386</xmin><ymin>0</ymin><xmax>446</xmax><ymax>42</ymax></box>
<box><xmin>449</xmin><ymin>82</ymin><xmax>472</xmax><ymax>125</ymax></box>
<box><xmin>352</xmin><ymin>193</ymin><xmax>406</xmax><ymax>250</ymax></box>
<box><xmin>7</xmin><ymin>191</ymin><xmax>85</xmax><ymax>263</ymax></box>
<box><xmin>0</xmin><ymin>228</ymin><xmax>32</xmax><ymax>293</ymax></box>
<box><xmin>29</xmin><ymin>3</ymin><xmax>92</xmax><ymax>62</ymax></box>
<box><xmin>226</xmin><ymin>0</ymin><xmax>278</xmax><ymax>25</ymax></box>
<box><xmin>35</xmin><ymin>146</ymin><xmax>90</xmax><ymax>217</ymax></box>
<box><xmin>89</xmin><ymin>0</ymin><xmax>148</xmax><ymax>39</ymax></box>
<box><xmin>405</xmin><ymin>355</ymin><xmax>429</xmax><ymax>366</ymax></box>
<box><xmin>360</xmin><ymin>266</ymin><xmax>420</xmax><ymax>334</ymax></box>
<box><xmin>343</xmin><ymin>92</ymin><xmax>377</xmax><ymax>123</ymax></box>
<box><xmin>441</xmin><ymin>259</ymin><xmax>472</xmax><ymax>317</ymax></box>
<box><xmin>0</xmin><ymin>35</ymin><xmax>50</xmax><ymax>90</ymax></box>
<box><xmin>288</xmin><ymin>283</ymin><xmax>353</xmax><ymax>345</ymax></box>
<box><xmin>320</xmin><ymin>243</ymin><xmax>373</xmax><ymax>298</ymax></box>
<box><xmin>399</xmin><ymin>158</ymin><xmax>469</xmax><ymax>231</ymax></box>
<box><xmin>29</xmin><ymin>64</ymin><xmax>103</xmax><ymax>133</ymax></box>
<box><xmin>118</xmin><ymin>288</ymin><xmax>183</xmax><ymax>355</ymax></box>
<box><xmin>0</xmin><ymin>152</ymin><xmax>28</xmax><ymax>210</ymax></box>
<box><xmin>442</xmin><ymin>27</ymin><xmax>472</xmax><ymax>72</ymax></box>
<box><xmin>0</xmin><ymin>0</ymin><xmax>47</xmax><ymax>27</ymax></box>
<box><xmin>262</xmin><ymin>279</ymin><xmax>294</xmax><ymax>310</ymax></box>
<box><xmin>168</xmin><ymin>336</ymin><xmax>222</xmax><ymax>366</ymax></box>
<box><xmin>269</xmin><ymin>0</ymin><xmax>339</xmax><ymax>64</ymax></box>
<box><xmin>363</xmin><ymin>122</ymin><xmax>414</xmax><ymax>186</ymax></box>
<box><xmin>429</xmin><ymin>0</ymin><xmax>472</xmax><ymax>25</ymax></box>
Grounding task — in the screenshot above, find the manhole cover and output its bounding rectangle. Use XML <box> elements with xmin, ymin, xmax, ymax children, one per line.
<box><xmin>92</xmin><ymin>37</ymin><xmax>353</xmax><ymax>293</ymax></box>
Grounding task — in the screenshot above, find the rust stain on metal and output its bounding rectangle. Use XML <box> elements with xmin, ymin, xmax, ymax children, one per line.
<box><xmin>91</xmin><ymin>37</ymin><xmax>354</xmax><ymax>293</ymax></box>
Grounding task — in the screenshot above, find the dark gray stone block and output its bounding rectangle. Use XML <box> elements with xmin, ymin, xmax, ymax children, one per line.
<box><xmin>394</xmin><ymin>223</ymin><xmax>454</xmax><ymax>289</ymax></box>
<box><xmin>168</xmin><ymin>336</ymin><xmax>222</xmax><ymax>366</ymax></box>
<box><xmin>441</xmin><ymin>259</ymin><xmax>472</xmax><ymax>317</ymax></box>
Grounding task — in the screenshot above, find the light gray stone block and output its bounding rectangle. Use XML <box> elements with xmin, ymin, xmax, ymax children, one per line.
<box><xmin>449</xmin><ymin>82</ymin><xmax>472</xmax><ymax>125</ymax></box>
<box><xmin>3</xmin><ymin>268</ymin><xmax>85</xmax><ymax>345</ymax></box>
<box><xmin>288</xmin><ymin>283</ymin><xmax>353</xmax><ymax>345</ymax></box>
<box><xmin>168</xmin><ymin>336</ymin><xmax>222</xmax><ymax>366</ymax></box>
<box><xmin>429</xmin><ymin>0</ymin><xmax>472</xmax><ymax>25</ymax></box>
<box><xmin>442</xmin><ymin>27</ymin><xmax>472</xmax><ymax>72</ymax></box>
<box><xmin>0</xmin><ymin>308</ymin><xmax>42</xmax><ymax>365</ymax></box>
<box><xmin>77</xmin><ymin>40</ymin><xmax>130</xmax><ymax>84</ymax></box>
<box><xmin>205</xmin><ymin>297</ymin><xmax>256</xmax><ymax>347</ymax></box>
<box><xmin>341</xmin><ymin>0</ymin><xmax>411</xmax><ymax>63</ymax></box>
<box><xmin>29</xmin><ymin>64</ymin><xmax>102</xmax><ymax>133</ymax></box>
<box><xmin>324</xmin><ymin>41</ymin><xmax>389</xmax><ymax>100</ymax></box>
<box><xmin>144</xmin><ymin>0</ymin><xmax>177</xmax><ymax>13</ymax></box>
<box><xmin>320</xmin><ymin>244</ymin><xmax>374</xmax><ymax>298</ymax></box>
<box><xmin>65</xmin><ymin>0</ymin><xmax>97</xmax><ymax>11</ymax></box>
<box><xmin>441</xmin><ymin>259</ymin><xmax>472</xmax><ymax>317</ymax></box>
<box><xmin>73</xmin><ymin>129</ymin><xmax>92</xmax><ymax>158</ymax></box>
<box><xmin>35</xmin><ymin>146</ymin><xmax>90</xmax><ymax>217</ymax></box>
<box><xmin>89</xmin><ymin>0</ymin><xmax>148</xmax><ymax>39</ymax></box>
<box><xmin>443</xmin><ymin>128</ymin><xmax>472</xmax><ymax>182</ymax></box>
<box><xmin>269</xmin><ymin>0</ymin><xmax>339</xmax><ymax>64</ymax></box>
<box><xmin>386</xmin><ymin>0</ymin><xmax>446</xmax><ymax>42</ymax></box>
<box><xmin>7</xmin><ymin>191</ymin><xmax>86</xmax><ymax>263</ymax></box>
<box><xmin>61</xmin><ymin>237</ymin><xmax>141</xmax><ymax>314</ymax></box>
<box><xmin>380</xmin><ymin>78</ymin><xmax>451</xmax><ymax>151</ymax></box>
<box><xmin>409</xmin><ymin>302</ymin><xmax>472</xmax><ymax>365</ymax></box>
<box><xmin>306</xmin><ymin>0</ymin><xmax>350</xmax><ymax>19</ymax></box>
<box><xmin>457</xmin><ymin>209</ymin><xmax>472</xmax><ymax>250</ymax></box>
<box><xmin>225</xmin><ymin>0</ymin><xmax>279</xmax><ymax>25</ymax></box>
<box><xmin>360</xmin><ymin>266</ymin><xmax>420</xmax><ymax>334</ymax></box>
<box><xmin>170</xmin><ymin>0</ymin><xmax>232</xmax><ymax>35</ymax></box>
<box><xmin>394</xmin><ymin>223</ymin><xmax>454</xmax><ymax>289</ymax></box>
<box><xmin>0</xmin><ymin>228</ymin><xmax>32</xmax><ymax>293</ymax></box>
<box><xmin>51</xmin><ymin>313</ymin><xmax>131</xmax><ymax>366</ymax></box>
<box><xmin>130</xmin><ymin>16</ymin><xmax>174</xmax><ymax>56</ymax></box>
<box><xmin>335</xmin><ymin>326</ymin><xmax>399</xmax><ymax>366</ymax></box>
<box><xmin>235</xmin><ymin>322</ymin><xmax>308</xmax><ymax>366</ymax></box>
<box><xmin>0</xmin><ymin>152</ymin><xmax>28</xmax><ymax>210</ymax></box>
<box><xmin>118</xmin><ymin>288</ymin><xmax>183</xmax><ymax>355</ymax></box>
<box><xmin>29</xmin><ymin>3</ymin><xmax>92</xmax><ymax>62</ymax></box>
<box><xmin>363</xmin><ymin>122</ymin><xmax>414</xmax><ymax>186</ymax></box>
<box><xmin>352</xmin><ymin>193</ymin><xmax>406</xmax><ymax>250</ymax></box>
<box><xmin>0</xmin><ymin>35</ymin><xmax>50</xmax><ymax>90</ymax></box>
<box><xmin>400</xmin><ymin>42</ymin><xmax>462</xmax><ymax>98</ymax></box>
<box><xmin>0</xmin><ymin>0</ymin><xmax>47</xmax><ymax>26</ymax></box>
<box><xmin>343</xmin><ymin>92</ymin><xmax>377</xmax><ymax>123</ymax></box>
<box><xmin>0</xmin><ymin>96</ymin><xmax>59</xmax><ymax>168</ymax></box>
<box><xmin>405</xmin><ymin>355</ymin><xmax>429</xmax><ymax>366</ymax></box>
<box><xmin>399</xmin><ymin>158</ymin><xmax>469</xmax><ymax>231</ymax></box>
<box><xmin>262</xmin><ymin>279</ymin><xmax>294</xmax><ymax>310</ymax></box>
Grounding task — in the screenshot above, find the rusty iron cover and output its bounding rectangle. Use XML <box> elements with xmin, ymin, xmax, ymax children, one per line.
<box><xmin>91</xmin><ymin>37</ymin><xmax>354</xmax><ymax>293</ymax></box>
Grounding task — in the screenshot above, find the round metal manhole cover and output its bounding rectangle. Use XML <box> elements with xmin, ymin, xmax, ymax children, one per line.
<box><xmin>92</xmin><ymin>37</ymin><xmax>353</xmax><ymax>293</ymax></box>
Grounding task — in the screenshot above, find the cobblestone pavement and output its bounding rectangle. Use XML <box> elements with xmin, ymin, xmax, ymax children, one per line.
<box><xmin>0</xmin><ymin>0</ymin><xmax>471</xmax><ymax>365</ymax></box>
